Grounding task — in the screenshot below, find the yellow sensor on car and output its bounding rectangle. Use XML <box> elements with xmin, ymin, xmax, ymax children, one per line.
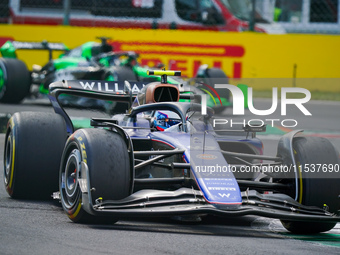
<box><xmin>147</xmin><ymin>70</ymin><xmax>181</xmax><ymax>76</ymax></box>
<box><xmin>147</xmin><ymin>70</ymin><xmax>181</xmax><ymax>83</ymax></box>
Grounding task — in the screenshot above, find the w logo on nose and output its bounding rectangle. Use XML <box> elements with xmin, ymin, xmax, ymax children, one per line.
<box><xmin>218</xmin><ymin>193</ymin><xmax>231</xmax><ymax>198</ymax></box>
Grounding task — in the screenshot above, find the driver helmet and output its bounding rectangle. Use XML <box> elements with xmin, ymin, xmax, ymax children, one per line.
<box><xmin>153</xmin><ymin>111</ymin><xmax>181</xmax><ymax>131</ymax></box>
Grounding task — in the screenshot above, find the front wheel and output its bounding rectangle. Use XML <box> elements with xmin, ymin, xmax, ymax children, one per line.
<box><xmin>280</xmin><ymin>137</ymin><xmax>340</xmax><ymax>234</ymax></box>
<box><xmin>59</xmin><ymin>128</ymin><xmax>132</xmax><ymax>223</ymax></box>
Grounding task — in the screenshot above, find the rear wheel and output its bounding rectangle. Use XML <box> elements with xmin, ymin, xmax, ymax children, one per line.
<box><xmin>281</xmin><ymin>137</ymin><xmax>340</xmax><ymax>234</ymax></box>
<box><xmin>4</xmin><ymin>112</ymin><xmax>67</xmax><ymax>199</ymax></box>
<box><xmin>0</xmin><ymin>58</ymin><xmax>31</xmax><ymax>103</ymax></box>
<box><xmin>59</xmin><ymin>128</ymin><xmax>132</xmax><ymax>223</ymax></box>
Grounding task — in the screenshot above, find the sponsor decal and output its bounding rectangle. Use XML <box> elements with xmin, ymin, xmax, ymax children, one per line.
<box><xmin>70</xmin><ymin>81</ymin><xmax>147</xmax><ymax>94</ymax></box>
<box><xmin>111</xmin><ymin>41</ymin><xmax>244</xmax><ymax>78</ymax></box>
<box><xmin>218</xmin><ymin>193</ymin><xmax>231</xmax><ymax>198</ymax></box>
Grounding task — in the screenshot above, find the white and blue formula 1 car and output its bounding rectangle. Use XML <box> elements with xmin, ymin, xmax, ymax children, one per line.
<box><xmin>3</xmin><ymin>70</ymin><xmax>340</xmax><ymax>234</ymax></box>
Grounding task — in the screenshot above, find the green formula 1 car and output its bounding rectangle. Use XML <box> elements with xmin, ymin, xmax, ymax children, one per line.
<box><xmin>0</xmin><ymin>37</ymin><xmax>231</xmax><ymax>112</ymax></box>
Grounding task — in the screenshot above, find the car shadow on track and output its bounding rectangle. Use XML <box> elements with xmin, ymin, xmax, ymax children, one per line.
<box><xmin>84</xmin><ymin>215</ymin><xmax>284</xmax><ymax>239</ymax></box>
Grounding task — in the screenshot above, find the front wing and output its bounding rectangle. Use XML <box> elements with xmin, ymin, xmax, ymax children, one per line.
<box><xmin>77</xmin><ymin>162</ymin><xmax>340</xmax><ymax>223</ymax></box>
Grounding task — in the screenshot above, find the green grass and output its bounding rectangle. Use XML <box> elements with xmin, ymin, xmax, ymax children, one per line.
<box><xmin>253</xmin><ymin>90</ymin><xmax>340</xmax><ymax>101</ymax></box>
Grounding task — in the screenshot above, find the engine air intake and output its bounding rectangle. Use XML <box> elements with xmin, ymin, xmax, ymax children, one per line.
<box><xmin>154</xmin><ymin>86</ymin><xmax>179</xmax><ymax>102</ymax></box>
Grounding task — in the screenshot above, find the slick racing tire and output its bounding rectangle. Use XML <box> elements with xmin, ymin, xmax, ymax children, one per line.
<box><xmin>60</xmin><ymin>128</ymin><xmax>132</xmax><ymax>224</ymax></box>
<box><xmin>281</xmin><ymin>137</ymin><xmax>340</xmax><ymax>234</ymax></box>
<box><xmin>0</xmin><ymin>58</ymin><xmax>31</xmax><ymax>103</ymax></box>
<box><xmin>4</xmin><ymin>112</ymin><xmax>67</xmax><ymax>199</ymax></box>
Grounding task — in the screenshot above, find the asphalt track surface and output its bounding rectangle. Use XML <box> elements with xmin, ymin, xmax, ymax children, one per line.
<box><xmin>0</xmin><ymin>98</ymin><xmax>339</xmax><ymax>254</ymax></box>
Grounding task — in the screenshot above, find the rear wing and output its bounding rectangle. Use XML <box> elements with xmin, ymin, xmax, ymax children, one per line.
<box><xmin>0</xmin><ymin>40</ymin><xmax>69</xmax><ymax>60</ymax></box>
<box><xmin>48</xmin><ymin>79</ymin><xmax>148</xmax><ymax>133</ymax></box>
<box><xmin>49</xmin><ymin>79</ymin><xmax>147</xmax><ymax>97</ymax></box>
<box><xmin>48</xmin><ymin>70</ymin><xmax>193</xmax><ymax>133</ymax></box>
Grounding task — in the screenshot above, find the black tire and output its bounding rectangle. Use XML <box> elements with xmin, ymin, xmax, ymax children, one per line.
<box><xmin>59</xmin><ymin>128</ymin><xmax>132</xmax><ymax>223</ymax></box>
<box><xmin>0</xmin><ymin>58</ymin><xmax>31</xmax><ymax>103</ymax></box>
<box><xmin>281</xmin><ymin>137</ymin><xmax>340</xmax><ymax>234</ymax></box>
<box><xmin>3</xmin><ymin>112</ymin><xmax>67</xmax><ymax>199</ymax></box>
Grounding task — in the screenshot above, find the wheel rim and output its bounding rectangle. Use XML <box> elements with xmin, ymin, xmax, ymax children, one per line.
<box><xmin>61</xmin><ymin>148</ymin><xmax>82</xmax><ymax>209</ymax></box>
<box><xmin>4</xmin><ymin>134</ymin><xmax>12</xmax><ymax>186</ymax></box>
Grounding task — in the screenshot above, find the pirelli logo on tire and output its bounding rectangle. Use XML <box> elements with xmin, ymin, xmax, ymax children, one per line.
<box><xmin>76</xmin><ymin>135</ymin><xmax>87</xmax><ymax>164</ymax></box>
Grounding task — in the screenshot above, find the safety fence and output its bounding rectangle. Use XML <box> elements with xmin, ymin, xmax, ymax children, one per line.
<box><xmin>0</xmin><ymin>0</ymin><xmax>339</xmax><ymax>34</ymax></box>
